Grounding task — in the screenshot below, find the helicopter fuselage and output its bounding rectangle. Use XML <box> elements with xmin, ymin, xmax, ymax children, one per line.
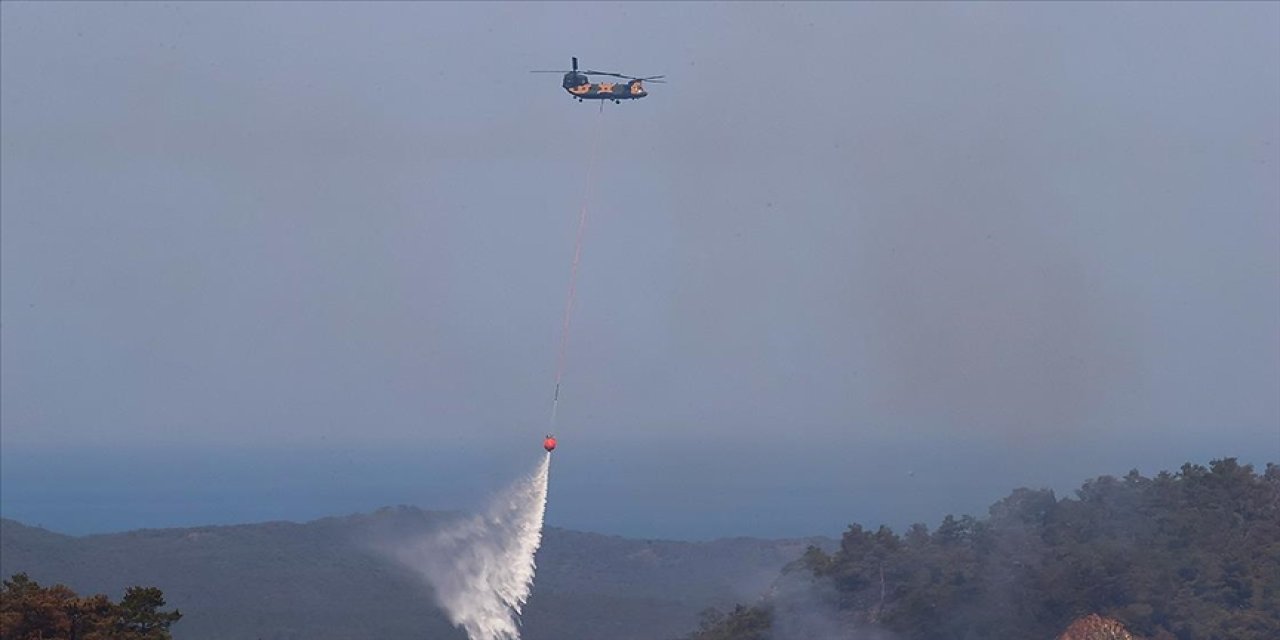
<box><xmin>561</xmin><ymin>72</ymin><xmax>647</xmax><ymax>101</ymax></box>
<box><xmin>565</xmin><ymin>81</ymin><xmax>648</xmax><ymax>101</ymax></box>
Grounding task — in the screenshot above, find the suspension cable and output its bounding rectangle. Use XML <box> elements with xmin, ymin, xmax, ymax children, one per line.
<box><xmin>549</xmin><ymin>101</ymin><xmax>606</xmax><ymax>427</ymax></box>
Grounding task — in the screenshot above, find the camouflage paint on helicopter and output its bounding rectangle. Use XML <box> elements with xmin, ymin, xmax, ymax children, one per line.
<box><xmin>564</xmin><ymin>77</ymin><xmax>649</xmax><ymax>101</ymax></box>
<box><xmin>533</xmin><ymin>57</ymin><xmax>664</xmax><ymax>104</ymax></box>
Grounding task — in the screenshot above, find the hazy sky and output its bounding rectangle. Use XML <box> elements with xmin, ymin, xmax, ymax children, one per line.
<box><xmin>3</xmin><ymin>1</ymin><xmax>1277</xmax><ymax>539</ymax></box>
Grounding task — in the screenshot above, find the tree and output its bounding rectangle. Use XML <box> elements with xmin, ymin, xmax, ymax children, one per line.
<box><xmin>112</xmin><ymin>587</ymin><xmax>182</xmax><ymax>639</ymax></box>
<box><xmin>0</xmin><ymin>573</ymin><xmax>181</xmax><ymax>640</ymax></box>
<box><xmin>684</xmin><ymin>605</ymin><xmax>770</xmax><ymax>640</ymax></box>
<box><xmin>686</xmin><ymin>458</ymin><xmax>1280</xmax><ymax>640</ymax></box>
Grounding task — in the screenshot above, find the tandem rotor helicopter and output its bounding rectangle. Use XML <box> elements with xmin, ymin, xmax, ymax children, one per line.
<box><xmin>532</xmin><ymin>57</ymin><xmax>664</xmax><ymax>103</ymax></box>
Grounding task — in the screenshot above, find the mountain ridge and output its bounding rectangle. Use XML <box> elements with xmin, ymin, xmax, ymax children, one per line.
<box><xmin>1</xmin><ymin>508</ymin><xmax>835</xmax><ymax>640</ymax></box>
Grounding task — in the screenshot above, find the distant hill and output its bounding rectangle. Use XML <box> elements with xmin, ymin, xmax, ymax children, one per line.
<box><xmin>0</xmin><ymin>507</ymin><xmax>834</xmax><ymax>640</ymax></box>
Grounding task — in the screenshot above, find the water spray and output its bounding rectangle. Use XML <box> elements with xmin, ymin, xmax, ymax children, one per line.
<box><xmin>392</xmin><ymin>454</ymin><xmax>552</xmax><ymax>640</ymax></box>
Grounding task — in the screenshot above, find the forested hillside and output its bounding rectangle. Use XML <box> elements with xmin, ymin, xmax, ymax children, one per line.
<box><xmin>0</xmin><ymin>507</ymin><xmax>831</xmax><ymax>640</ymax></box>
<box><xmin>5</xmin><ymin>459</ymin><xmax>1275</xmax><ymax>640</ymax></box>
<box><xmin>689</xmin><ymin>459</ymin><xmax>1280</xmax><ymax>640</ymax></box>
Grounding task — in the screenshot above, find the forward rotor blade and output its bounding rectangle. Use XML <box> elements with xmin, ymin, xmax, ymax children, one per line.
<box><xmin>530</xmin><ymin>70</ymin><xmax>573</xmax><ymax>73</ymax></box>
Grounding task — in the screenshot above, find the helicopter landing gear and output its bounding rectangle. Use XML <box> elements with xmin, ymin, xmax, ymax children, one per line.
<box><xmin>613</xmin><ymin>100</ymin><xmax>621</xmax><ymax>104</ymax></box>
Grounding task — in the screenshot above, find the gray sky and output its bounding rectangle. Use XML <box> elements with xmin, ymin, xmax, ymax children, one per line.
<box><xmin>2</xmin><ymin>1</ymin><xmax>1278</xmax><ymax>539</ymax></box>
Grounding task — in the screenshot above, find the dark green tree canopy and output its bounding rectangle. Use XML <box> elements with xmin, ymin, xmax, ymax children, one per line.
<box><xmin>690</xmin><ymin>459</ymin><xmax>1280</xmax><ymax>640</ymax></box>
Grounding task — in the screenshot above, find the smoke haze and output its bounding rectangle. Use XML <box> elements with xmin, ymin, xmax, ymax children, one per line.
<box><xmin>1</xmin><ymin>2</ymin><xmax>1276</xmax><ymax>540</ymax></box>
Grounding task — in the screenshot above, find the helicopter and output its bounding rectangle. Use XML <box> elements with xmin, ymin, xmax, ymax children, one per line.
<box><xmin>532</xmin><ymin>57</ymin><xmax>664</xmax><ymax>104</ymax></box>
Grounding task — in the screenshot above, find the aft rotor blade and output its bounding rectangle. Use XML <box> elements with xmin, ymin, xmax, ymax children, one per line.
<box><xmin>581</xmin><ymin>70</ymin><xmax>633</xmax><ymax>79</ymax></box>
<box><xmin>531</xmin><ymin>70</ymin><xmax>573</xmax><ymax>73</ymax></box>
<box><xmin>584</xmin><ymin>70</ymin><xmax>666</xmax><ymax>82</ymax></box>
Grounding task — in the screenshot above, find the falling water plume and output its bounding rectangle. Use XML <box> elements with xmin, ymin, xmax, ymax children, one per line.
<box><xmin>392</xmin><ymin>453</ymin><xmax>551</xmax><ymax>640</ymax></box>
